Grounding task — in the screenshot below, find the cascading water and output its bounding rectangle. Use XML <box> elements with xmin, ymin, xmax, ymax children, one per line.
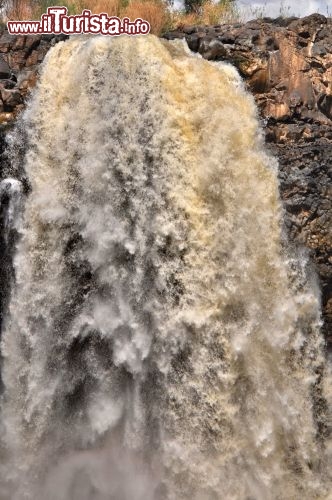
<box><xmin>0</xmin><ymin>34</ymin><xmax>330</xmax><ymax>500</ymax></box>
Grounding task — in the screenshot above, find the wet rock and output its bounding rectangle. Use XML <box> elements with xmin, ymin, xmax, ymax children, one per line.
<box><xmin>0</xmin><ymin>80</ymin><xmax>16</xmax><ymax>90</ymax></box>
<box><xmin>198</xmin><ymin>38</ymin><xmax>228</xmax><ymax>60</ymax></box>
<box><xmin>1</xmin><ymin>88</ymin><xmax>22</xmax><ymax>109</ymax></box>
<box><xmin>0</xmin><ymin>56</ymin><xmax>11</xmax><ymax>79</ymax></box>
<box><xmin>162</xmin><ymin>31</ymin><xmax>185</xmax><ymax>41</ymax></box>
<box><xmin>187</xmin><ymin>33</ymin><xmax>204</xmax><ymax>52</ymax></box>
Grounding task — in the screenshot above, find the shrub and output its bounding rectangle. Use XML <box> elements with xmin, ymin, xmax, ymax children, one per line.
<box><xmin>123</xmin><ymin>0</ymin><xmax>171</xmax><ymax>34</ymax></box>
<box><xmin>175</xmin><ymin>0</ymin><xmax>239</xmax><ymax>27</ymax></box>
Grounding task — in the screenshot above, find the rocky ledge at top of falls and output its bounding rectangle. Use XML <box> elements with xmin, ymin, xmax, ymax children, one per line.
<box><xmin>0</xmin><ymin>14</ymin><xmax>331</xmax><ymax>343</ymax></box>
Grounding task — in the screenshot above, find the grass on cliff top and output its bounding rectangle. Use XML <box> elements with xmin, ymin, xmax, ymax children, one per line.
<box><xmin>2</xmin><ymin>0</ymin><xmax>241</xmax><ymax>35</ymax></box>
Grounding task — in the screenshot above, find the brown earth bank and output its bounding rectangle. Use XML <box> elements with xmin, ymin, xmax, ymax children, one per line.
<box><xmin>0</xmin><ymin>15</ymin><xmax>331</xmax><ymax>343</ymax></box>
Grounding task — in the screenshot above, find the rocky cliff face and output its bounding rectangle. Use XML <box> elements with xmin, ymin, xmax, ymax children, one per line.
<box><xmin>0</xmin><ymin>16</ymin><xmax>331</xmax><ymax>342</ymax></box>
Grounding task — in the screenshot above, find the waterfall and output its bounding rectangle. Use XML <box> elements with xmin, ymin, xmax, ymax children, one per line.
<box><xmin>0</xmin><ymin>34</ymin><xmax>330</xmax><ymax>500</ymax></box>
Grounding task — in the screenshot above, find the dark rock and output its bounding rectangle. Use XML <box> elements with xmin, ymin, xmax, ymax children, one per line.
<box><xmin>183</xmin><ymin>25</ymin><xmax>197</xmax><ymax>35</ymax></box>
<box><xmin>1</xmin><ymin>88</ymin><xmax>22</xmax><ymax>109</ymax></box>
<box><xmin>0</xmin><ymin>56</ymin><xmax>11</xmax><ymax>79</ymax></box>
<box><xmin>318</xmin><ymin>94</ymin><xmax>332</xmax><ymax>120</ymax></box>
<box><xmin>0</xmin><ymin>79</ymin><xmax>16</xmax><ymax>90</ymax></box>
<box><xmin>186</xmin><ymin>33</ymin><xmax>204</xmax><ymax>52</ymax></box>
<box><xmin>163</xmin><ymin>31</ymin><xmax>185</xmax><ymax>41</ymax></box>
<box><xmin>198</xmin><ymin>38</ymin><xmax>228</xmax><ymax>60</ymax></box>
